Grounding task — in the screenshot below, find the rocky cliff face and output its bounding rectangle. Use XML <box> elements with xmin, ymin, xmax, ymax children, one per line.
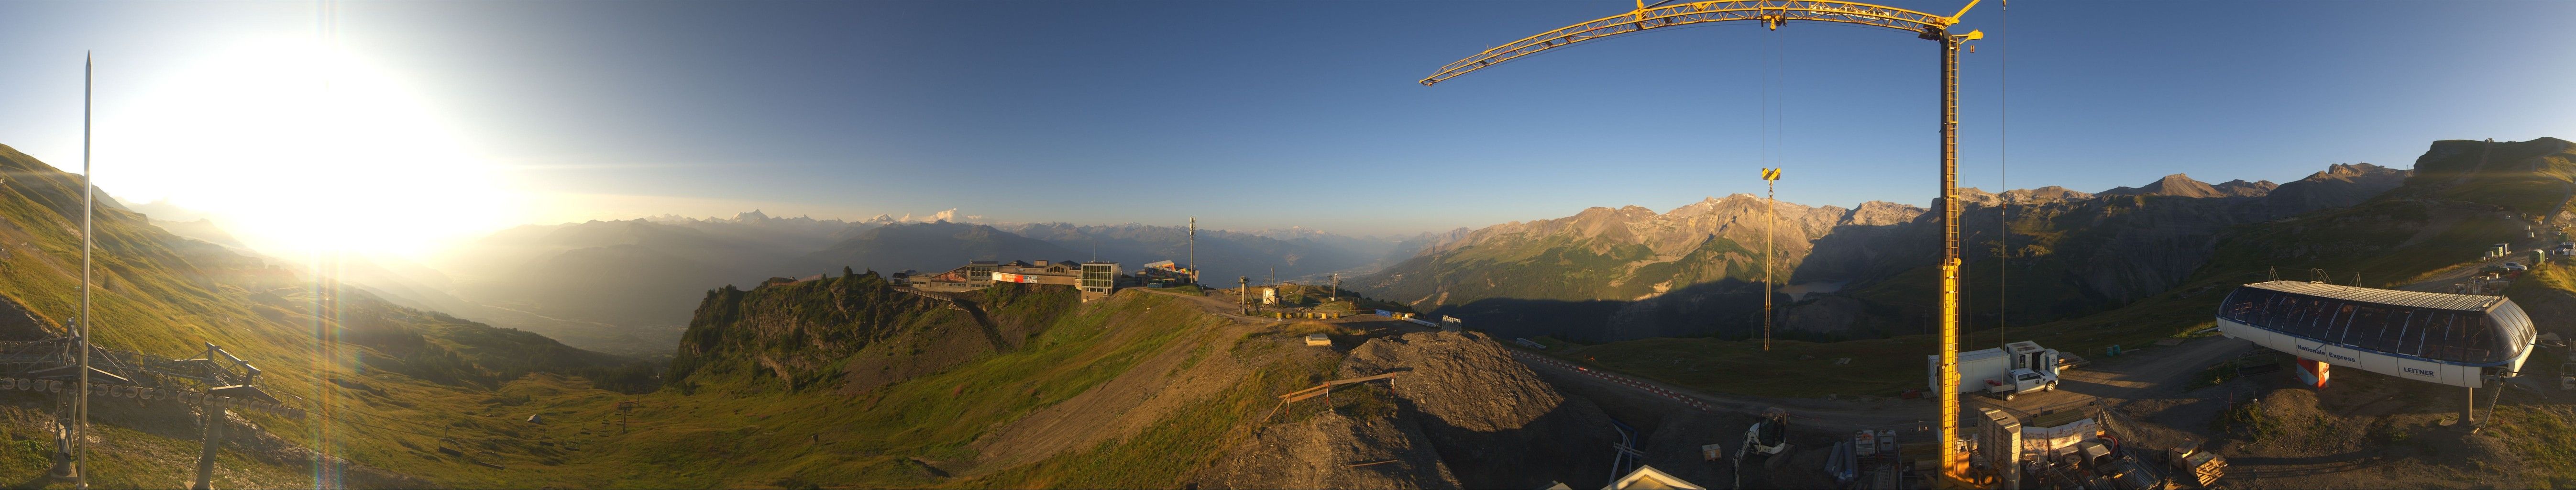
<box><xmin>670</xmin><ymin>273</ymin><xmax>1074</xmax><ymax>392</ymax></box>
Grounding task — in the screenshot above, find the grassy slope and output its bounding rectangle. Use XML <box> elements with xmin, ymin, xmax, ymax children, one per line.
<box><xmin>0</xmin><ymin>144</ymin><xmax>641</xmax><ymax>487</ymax></box>
<box><xmin>425</xmin><ymin>289</ymin><xmax>1332</xmax><ymax>488</ymax></box>
<box><xmin>1374</xmin><ymin>232</ymin><xmax>1763</xmax><ymax>307</ymax></box>
<box><xmin>1551</xmin><ymin>138</ymin><xmax>2576</xmax><ymax>399</ymax></box>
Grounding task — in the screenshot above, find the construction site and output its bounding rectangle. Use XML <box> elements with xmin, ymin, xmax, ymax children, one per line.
<box><xmin>1391</xmin><ymin>1</ymin><xmax>2571</xmax><ymax>489</ymax></box>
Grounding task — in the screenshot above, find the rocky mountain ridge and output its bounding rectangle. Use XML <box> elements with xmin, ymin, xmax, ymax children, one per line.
<box><xmin>1358</xmin><ymin>158</ymin><xmax>2417</xmax><ymax>342</ymax></box>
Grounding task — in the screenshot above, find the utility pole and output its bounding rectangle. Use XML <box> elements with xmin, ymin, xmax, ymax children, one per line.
<box><xmin>617</xmin><ymin>400</ymin><xmax>636</xmax><ymax>434</ymax></box>
<box><xmin>1762</xmin><ymin>167</ymin><xmax>1779</xmax><ymax>352</ymax></box>
<box><xmin>1330</xmin><ymin>274</ymin><xmax>1340</xmax><ymax>301</ymax></box>
<box><xmin>1188</xmin><ymin>217</ymin><xmax>1198</xmax><ymax>283</ymax></box>
<box><xmin>73</xmin><ymin>52</ymin><xmax>93</xmax><ymax>490</ymax></box>
<box><xmin>1239</xmin><ymin>277</ymin><xmax>1250</xmax><ymax>315</ymax></box>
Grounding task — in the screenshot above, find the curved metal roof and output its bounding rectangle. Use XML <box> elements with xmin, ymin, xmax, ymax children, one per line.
<box><xmin>2242</xmin><ymin>280</ymin><xmax>2504</xmax><ymax>312</ymax></box>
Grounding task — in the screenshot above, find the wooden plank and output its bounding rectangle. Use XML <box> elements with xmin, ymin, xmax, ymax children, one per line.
<box><xmin>1275</xmin><ymin>372</ymin><xmax>1399</xmax><ymax>401</ymax></box>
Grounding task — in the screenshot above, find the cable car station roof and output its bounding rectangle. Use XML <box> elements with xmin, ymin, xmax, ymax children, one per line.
<box><xmin>2242</xmin><ymin>280</ymin><xmax>2504</xmax><ymax>312</ymax></box>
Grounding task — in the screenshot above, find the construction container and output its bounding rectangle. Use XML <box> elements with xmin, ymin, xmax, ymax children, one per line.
<box><xmin>2166</xmin><ymin>441</ymin><xmax>2226</xmax><ymax>487</ymax></box>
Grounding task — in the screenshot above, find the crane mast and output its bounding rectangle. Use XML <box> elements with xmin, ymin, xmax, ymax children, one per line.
<box><xmin>1421</xmin><ymin>0</ymin><xmax>1983</xmax><ymax>485</ymax></box>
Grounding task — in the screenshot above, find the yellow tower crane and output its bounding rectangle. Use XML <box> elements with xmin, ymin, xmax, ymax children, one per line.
<box><xmin>1420</xmin><ymin>0</ymin><xmax>1984</xmax><ymax>485</ymax></box>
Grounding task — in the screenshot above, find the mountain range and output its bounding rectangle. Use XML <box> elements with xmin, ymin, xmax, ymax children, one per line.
<box><xmin>388</xmin><ymin>211</ymin><xmax>1410</xmax><ymax>355</ymax></box>
<box><xmin>1355</xmin><ymin>157</ymin><xmax>2418</xmax><ymax>342</ymax></box>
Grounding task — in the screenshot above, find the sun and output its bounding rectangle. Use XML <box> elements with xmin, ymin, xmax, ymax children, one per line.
<box><xmin>100</xmin><ymin>36</ymin><xmax>525</xmax><ymax>261</ymax></box>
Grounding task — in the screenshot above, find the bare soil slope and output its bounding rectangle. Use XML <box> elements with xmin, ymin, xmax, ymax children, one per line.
<box><xmin>1200</xmin><ymin>331</ymin><xmax>1622</xmax><ymax>489</ymax></box>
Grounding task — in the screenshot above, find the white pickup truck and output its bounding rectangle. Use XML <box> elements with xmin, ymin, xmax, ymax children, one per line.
<box><xmin>1928</xmin><ymin>341</ymin><xmax>2064</xmax><ymax>401</ymax></box>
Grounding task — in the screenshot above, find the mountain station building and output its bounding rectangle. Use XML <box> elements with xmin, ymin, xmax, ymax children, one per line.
<box><xmin>910</xmin><ymin>259</ymin><xmax>1125</xmax><ymax>301</ymax></box>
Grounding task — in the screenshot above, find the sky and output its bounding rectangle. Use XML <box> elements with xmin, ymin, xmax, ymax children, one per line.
<box><xmin>1</xmin><ymin>0</ymin><xmax>2574</xmax><ymax>259</ymax></box>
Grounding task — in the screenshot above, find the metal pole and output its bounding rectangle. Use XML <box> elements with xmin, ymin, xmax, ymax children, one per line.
<box><xmin>75</xmin><ymin>51</ymin><xmax>93</xmax><ymax>490</ymax></box>
<box><xmin>191</xmin><ymin>401</ymin><xmax>224</xmax><ymax>490</ymax></box>
<box><xmin>1188</xmin><ymin>217</ymin><xmax>1197</xmax><ymax>283</ymax></box>
<box><xmin>2465</xmin><ymin>385</ymin><xmax>2478</xmax><ymax>431</ymax></box>
<box><xmin>1935</xmin><ymin>31</ymin><xmax>1968</xmax><ymax>487</ymax></box>
<box><xmin>1764</xmin><ymin>173</ymin><xmax>1775</xmax><ymax>351</ymax></box>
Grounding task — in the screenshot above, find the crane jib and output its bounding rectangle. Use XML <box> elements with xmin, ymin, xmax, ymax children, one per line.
<box><xmin>1419</xmin><ymin>0</ymin><xmax>1984</xmax><ymax>486</ymax></box>
<box><xmin>1420</xmin><ymin>1</ymin><xmax>1971</xmax><ymax>86</ymax></box>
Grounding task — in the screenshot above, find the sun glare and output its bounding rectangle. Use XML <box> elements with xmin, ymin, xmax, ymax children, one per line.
<box><xmin>99</xmin><ymin>37</ymin><xmax>523</xmax><ymax>261</ymax></box>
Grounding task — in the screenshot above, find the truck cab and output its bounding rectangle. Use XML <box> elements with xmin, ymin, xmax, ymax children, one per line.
<box><xmin>1984</xmin><ymin>368</ymin><xmax>2059</xmax><ymax>400</ymax></box>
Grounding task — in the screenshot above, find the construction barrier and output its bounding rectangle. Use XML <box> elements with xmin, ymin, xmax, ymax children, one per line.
<box><xmin>1506</xmin><ymin>350</ymin><xmax>1718</xmax><ymax>413</ymax></box>
<box><xmin>1268</xmin><ymin>311</ymin><xmax>1354</xmax><ymax>319</ymax></box>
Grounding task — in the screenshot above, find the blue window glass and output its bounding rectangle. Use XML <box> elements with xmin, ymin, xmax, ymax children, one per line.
<box><xmin>2457</xmin><ymin>316</ymin><xmax>2497</xmax><ymax>364</ymax></box>
<box><xmin>2395</xmin><ymin>309</ymin><xmax>2431</xmax><ymax>356</ymax></box>
<box><xmin>2290</xmin><ymin>298</ymin><xmax>2331</xmax><ymax>338</ymax></box>
<box><xmin>2223</xmin><ymin>289</ymin><xmax>2273</xmax><ymax>323</ymax></box>
<box><xmin>2267</xmin><ymin>294</ymin><xmax>2301</xmax><ymax>329</ymax></box>
<box><xmin>2317</xmin><ymin>302</ymin><xmax>2357</xmax><ymax>342</ymax></box>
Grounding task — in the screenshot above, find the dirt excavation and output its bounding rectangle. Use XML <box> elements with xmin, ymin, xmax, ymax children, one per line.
<box><xmin>2094</xmin><ymin>341</ymin><xmax>2554</xmax><ymax>490</ymax></box>
<box><xmin>1198</xmin><ymin>330</ymin><xmax>1627</xmax><ymax>489</ymax></box>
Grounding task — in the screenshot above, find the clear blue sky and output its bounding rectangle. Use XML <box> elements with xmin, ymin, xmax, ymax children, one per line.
<box><xmin>1</xmin><ymin>0</ymin><xmax>2573</xmax><ymax>249</ymax></box>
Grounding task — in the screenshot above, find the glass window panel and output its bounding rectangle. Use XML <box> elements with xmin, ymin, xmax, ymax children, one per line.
<box><xmin>2290</xmin><ymin>298</ymin><xmax>2327</xmax><ymax>338</ymax></box>
<box><xmin>2432</xmin><ymin>312</ymin><xmax>2466</xmax><ymax>362</ymax></box>
<box><xmin>2340</xmin><ymin>306</ymin><xmax>2379</xmax><ymax>345</ymax></box>
<box><xmin>2396</xmin><ymin>310</ymin><xmax>2431</xmax><ymax>356</ymax></box>
<box><xmin>2268</xmin><ymin>294</ymin><xmax>2301</xmax><ymax>329</ymax></box>
<box><xmin>2224</xmin><ymin>289</ymin><xmax>2271</xmax><ymax>323</ymax></box>
<box><xmin>2358</xmin><ymin>308</ymin><xmax>2400</xmax><ymax>352</ymax></box>
<box><xmin>2492</xmin><ymin>303</ymin><xmax>2534</xmax><ymax>350</ymax></box>
<box><xmin>2320</xmin><ymin>302</ymin><xmax>2358</xmax><ymax>342</ymax></box>
<box><xmin>2455</xmin><ymin>315</ymin><xmax>2493</xmax><ymax>363</ymax></box>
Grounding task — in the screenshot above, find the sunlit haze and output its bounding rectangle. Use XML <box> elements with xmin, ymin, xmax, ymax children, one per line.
<box><xmin>105</xmin><ymin>36</ymin><xmax>522</xmax><ymax>259</ymax></box>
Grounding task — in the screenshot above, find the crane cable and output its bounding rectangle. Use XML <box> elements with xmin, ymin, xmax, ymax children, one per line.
<box><xmin>1757</xmin><ymin>17</ymin><xmax>1784</xmax><ymax>348</ymax></box>
<box><xmin>1995</xmin><ymin>0</ymin><xmax>2010</xmax><ymax>351</ymax></box>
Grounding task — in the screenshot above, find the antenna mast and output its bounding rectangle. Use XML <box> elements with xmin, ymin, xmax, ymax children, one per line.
<box><xmin>1188</xmin><ymin>217</ymin><xmax>1197</xmax><ymax>282</ymax></box>
<box><xmin>75</xmin><ymin>51</ymin><xmax>93</xmax><ymax>490</ymax></box>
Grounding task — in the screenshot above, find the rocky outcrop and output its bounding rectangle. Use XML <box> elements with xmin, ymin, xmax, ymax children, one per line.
<box><xmin>2101</xmin><ymin>173</ymin><xmax>2230</xmax><ymax>198</ymax></box>
<box><xmin>2268</xmin><ymin>163</ymin><xmax>2410</xmax><ymax>216</ymax></box>
<box><xmin>2214</xmin><ymin>179</ymin><xmax>2279</xmax><ymax>197</ymax></box>
<box><xmin>671</xmin><ymin>274</ymin><xmax>1068</xmax><ymax>392</ymax></box>
<box><xmin>2002</xmin><ymin>186</ymin><xmax>2094</xmax><ymax>202</ymax></box>
<box><xmin>0</xmin><ymin>293</ymin><xmax>55</xmax><ymax>341</ymax></box>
